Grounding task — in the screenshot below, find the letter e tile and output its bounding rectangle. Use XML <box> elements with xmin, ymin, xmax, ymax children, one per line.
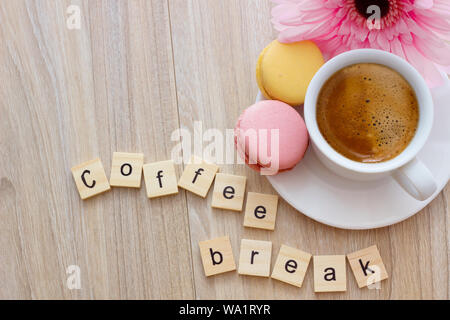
<box><xmin>271</xmin><ymin>245</ymin><xmax>311</xmax><ymax>287</ymax></box>
<box><xmin>243</xmin><ymin>192</ymin><xmax>278</xmax><ymax>230</ymax></box>
<box><xmin>211</xmin><ymin>173</ymin><xmax>247</xmax><ymax>211</ymax></box>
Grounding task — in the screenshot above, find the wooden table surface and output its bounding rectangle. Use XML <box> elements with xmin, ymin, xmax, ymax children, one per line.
<box><xmin>0</xmin><ymin>0</ymin><xmax>448</xmax><ymax>300</ymax></box>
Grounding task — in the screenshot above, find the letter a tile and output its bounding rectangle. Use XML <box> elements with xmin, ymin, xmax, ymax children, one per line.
<box><xmin>313</xmin><ymin>255</ymin><xmax>347</xmax><ymax>292</ymax></box>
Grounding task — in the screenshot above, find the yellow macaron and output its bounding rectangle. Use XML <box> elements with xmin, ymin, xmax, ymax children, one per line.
<box><xmin>256</xmin><ymin>40</ymin><xmax>324</xmax><ymax>106</ymax></box>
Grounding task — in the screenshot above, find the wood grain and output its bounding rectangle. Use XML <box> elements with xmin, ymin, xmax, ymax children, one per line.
<box><xmin>0</xmin><ymin>0</ymin><xmax>448</xmax><ymax>299</ymax></box>
<box><xmin>0</xmin><ymin>0</ymin><xmax>194</xmax><ymax>299</ymax></box>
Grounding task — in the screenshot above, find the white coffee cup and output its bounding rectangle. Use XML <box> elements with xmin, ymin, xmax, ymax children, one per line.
<box><xmin>304</xmin><ymin>49</ymin><xmax>437</xmax><ymax>201</ymax></box>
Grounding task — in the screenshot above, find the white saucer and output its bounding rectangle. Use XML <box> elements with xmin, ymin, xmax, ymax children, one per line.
<box><xmin>258</xmin><ymin>75</ymin><xmax>450</xmax><ymax>230</ymax></box>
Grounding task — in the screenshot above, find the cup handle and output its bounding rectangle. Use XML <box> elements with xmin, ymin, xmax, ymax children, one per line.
<box><xmin>392</xmin><ymin>158</ymin><xmax>437</xmax><ymax>201</ymax></box>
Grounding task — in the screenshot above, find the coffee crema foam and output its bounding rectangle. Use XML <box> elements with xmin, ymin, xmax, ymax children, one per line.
<box><xmin>317</xmin><ymin>63</ymin><xmax>419</xmax><ymax>163</ymax></box>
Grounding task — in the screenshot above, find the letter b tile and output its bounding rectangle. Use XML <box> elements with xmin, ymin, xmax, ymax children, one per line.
<box><xmin>199</xmin><ymin>236</ymin><xmax>236</xmax><ymax>277</ymax></box>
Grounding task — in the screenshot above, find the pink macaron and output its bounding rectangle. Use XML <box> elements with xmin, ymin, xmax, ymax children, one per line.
<box><xmin>234</xmin><ymin>100</ymin><xmax>309</xmax><ymax>175</ymax></box>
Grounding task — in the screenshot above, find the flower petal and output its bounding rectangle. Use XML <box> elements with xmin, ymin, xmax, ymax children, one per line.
<box><xmin>413</xmin><ymin>35</ymin><xmax>450</xmax><ymax>65</ymax></box>
<box><xmin>402</xmin><ymin>43</ymin><xmax>426</xmax><ymax>75</ymax></box>
<box><xmin>323</xmin><ymin>0</ymin><xmax>345</xmax><ymax>9</ymax></box>
<box><xmin>377</xmin><ymin>32</ymin><xmax>390</xmax><ymax>50</ymax></box>
<box><xmin>300</xmin><ymin>8</ymin><xmax>334</xmax><ymax>24</ymax></box>
<box><xmin>436</xmin><ymin>63</ymin><xmax>450</xmax><ymax>74</ymax></box>
<box><xmin>414</xmin><ymin>14</ymin><xmax>450</xmax><ymax>39</ymax></box>
<box><xmin>415</xmin><ymin>0</ymin><xmax>434</xmax><ymax>10</ymax></box>
<box><xmin>298</xmin><ymin>0</ymin><xmax>327</xmax><ymax>11</ymax></box>
<box><xmin>390</xmin><ymin>38</ymin><xmax>406</xmax><ymax>60</ymax></box>
<box><xmin>271</xmin><ymin>0</ymin><xmax>450</xmax><ymax>86</ymax></box>
<box><xmin>277</xmin><ymin>24</ymin><xmax>313</xmax><ymax>42</ymax></box>
<box><xmin>423</xmin><ymin>63</ymin><xmax>445</xmax><ymax>87</ymax></box>
<box><xmin>337</xmin><ymin>18</ymin><xmax>352</xmax><ymax>35</ymax></box>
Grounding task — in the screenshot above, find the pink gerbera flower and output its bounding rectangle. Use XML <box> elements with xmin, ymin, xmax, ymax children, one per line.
<box><xmin>272</xmin><ymin>0</ymin><xmax>450</xmax><ymax>87</ymax></box>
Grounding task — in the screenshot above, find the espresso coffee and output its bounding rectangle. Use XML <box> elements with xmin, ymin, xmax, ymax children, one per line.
<box><xmin>316</xmin><ymin>63</ymin><xmax>419</xmax><ymax>163</ymax></box>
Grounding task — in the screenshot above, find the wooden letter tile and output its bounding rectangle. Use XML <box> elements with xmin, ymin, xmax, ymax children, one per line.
<box><xmin>199</xmin><ymin>236</ymin><xmax>236</xmax><ymax>277</ymax></box>
<box><xmin>238</xmin><ymin>239</ymin><xmax>272</xmax><ymax>277</ymax></box>
<box><xmin>313</xmin><ymin>255</ymin><xmax>347</xmax><ymax>292</ymax></box>
<box><xmin>178</xmin><ymin>156</ymin><xmax>219</xmax><ymax>198</ymax></box>
<box><xmin>143</xmin><ymin>160</ymin><xmax>178</xmax><ymax>198</ymax></box>
<box><xmin>347</xmin><ymin>245</ymin><xmax>388</xmax><ymax>288</ymax></box>
<box><xmin>109</xmin><ymin>152</ymin><xmax>144</xmax><ymax>188</ymax></box>
<box><xmin>243</xmin><ymin>192</ymin><xmax>279</xmax><ymax>230</ymax></box>
<box><xmin>211</xmin><ymin>173</ymin><xmax>247</xmax><ymax>212</ymax></box>
<box><xmin>271</xmin><ymin>245</ymin><xmax>311</xmax><ymax>288</ymax></box>
<box><xmin>71</xmin><ymin>158</ymin><xmax>111</xmax><ymax>200</ymax></box>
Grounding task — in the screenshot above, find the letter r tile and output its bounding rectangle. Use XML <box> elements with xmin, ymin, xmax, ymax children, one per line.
<box><xmin>199</xmin><ymin>236</ymin><xmax>236</xmax><ymax>277</ymax></box>
<box><xmin>347</xmin><ymin>245</ymin><xmax>388</xmax><ymax>288</ymax></box>
<box><xmin>71</xmin><ymin>158</ymin><xmax>111</xmax><ymax>200</ymax></box>
<box><xmin>238</xmin><ymin>239</ymin><xmax>272</xmax><ymax>277</ymax></box>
